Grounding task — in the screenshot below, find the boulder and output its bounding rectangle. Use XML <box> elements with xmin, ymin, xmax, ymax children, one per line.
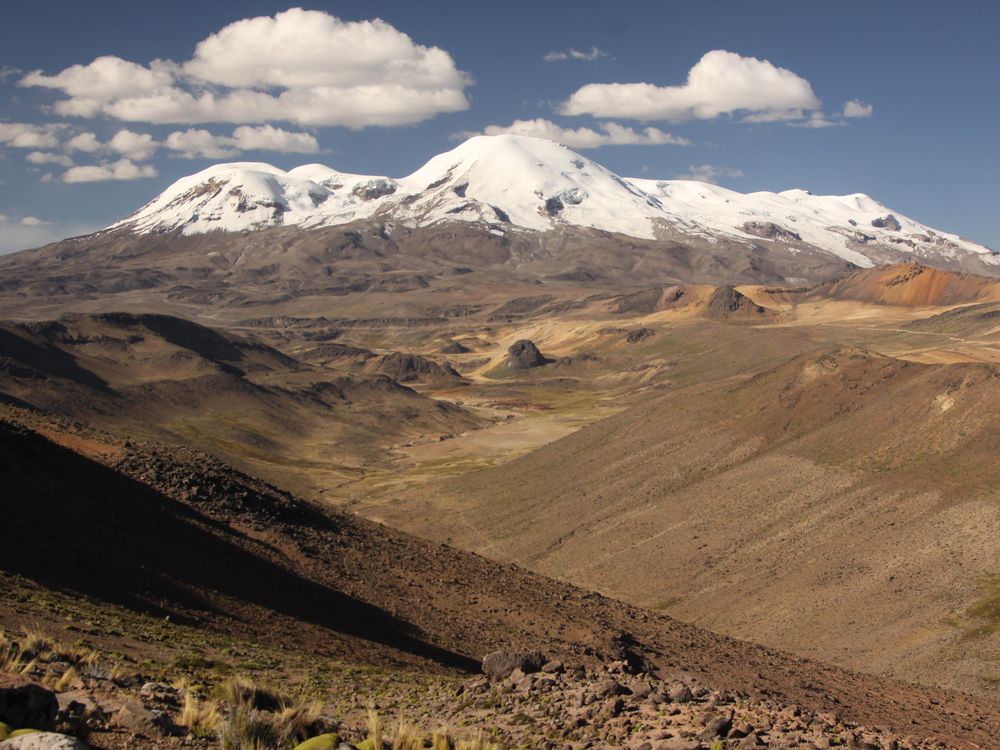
<box><xmin>506</xmin><ymin>340</ymin><xmax>551</xmax><ymax>370</ymax></box>
<box><xmin>0</xmin><ymin>732</ymin><xmax>89</xmax><ymax>750</ymax></box>
<box><xmin>481</xmin><ymin>650</ymin><xmax>546</xmax><ymax>680</ymax></box>
<box><xmin>626</xmin><ymin>328</ymin><xmax>655</xmax><ymax>344</ymax></box>
<box><xmin>592</xmin><ymin>678</ymin><xmax>628</xmax><ymax>699</ymax></box>
<box><xmin>0</xmin><ymin>678</ymin><xmax>57</xmax><ymax>732</ymax></box>
<box><xmin>55</xmin><ymin>692</ymin><xmax>106</xmax><ymax>737</ymax></box>
<box><xmin>666</xmin><ymin>680</ymin><xmax>692</xmax><ymax>703</ymax></box>
<box><xmin>871</xmin><ymin>214</ymin><xmax>902</xmax><ymax>231</ymax></box>
<box><xmin>114</xmin><ymin>699</ymin><xmax>179</xmax><ymax>737</ymax></box>
<box><xmin>700</xmin><ymin>712</ymin><xmax>733</xmax><ymax>740</ymax></box>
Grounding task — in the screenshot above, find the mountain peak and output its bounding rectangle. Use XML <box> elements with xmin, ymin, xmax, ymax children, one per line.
<box><xmin>107</xmin><ymin>136</ymin><xmax>996</xmax><ymax>273</ymax></box>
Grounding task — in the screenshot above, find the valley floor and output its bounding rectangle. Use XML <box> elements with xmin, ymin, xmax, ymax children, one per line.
<box><xmin>7</xmin><ymin>263</ymin><xmax>1000</xmax><ymax>747</ymax></box>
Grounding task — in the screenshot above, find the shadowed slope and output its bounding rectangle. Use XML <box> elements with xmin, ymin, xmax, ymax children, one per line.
<box><xmin>0</xmin><ymin>418</ymin><xmax>476</xmax><ymax>671</ymax></box>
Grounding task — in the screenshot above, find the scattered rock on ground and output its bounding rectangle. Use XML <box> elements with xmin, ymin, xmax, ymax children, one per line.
<box><xmin>481</xmin><ymin>650</ymin><xmax>546</xmax><ymax>679</ymax></box>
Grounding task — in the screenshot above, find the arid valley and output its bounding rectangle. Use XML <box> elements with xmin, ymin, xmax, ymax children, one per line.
<box><xmin>3</xmin><ymin>5</ymin><xmax>1000</xmax><ymax>749</ymax></box>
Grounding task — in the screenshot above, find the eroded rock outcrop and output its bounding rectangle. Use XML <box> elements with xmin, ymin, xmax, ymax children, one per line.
<box><xmin>506</xmin><ymin>340</ymin><xmax>552</xmax><ymax>370</ymax></box>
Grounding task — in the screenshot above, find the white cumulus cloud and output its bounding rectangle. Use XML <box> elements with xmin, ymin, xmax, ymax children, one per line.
<box><xmin>544</xmin><ymin>47</ymin><xmax>611</xmax><ymax>63</ymax></box>
<box><xmin>0</xmin><ymin>123</ymin><xmax>65</xmax><ymax>149</ymax></box>
<box><xmin>843</xmin><ymin>99</ymin><xmax>873</xmax><ymax>118</ymax></box>
<box><xmin>107</xmin><ymin>129</ymin><xmax>158</xmax><ymax>160</ymax></box>
<box><xmin>560</xmin><ymin>50</ymin><xmax>820</xmax><ymax>122</ymax></box>
<box><xmin>458</xmin><ymin>118</ymin><xmax>689</xmax><ymax>149</ymax></box>
<box><xmin>163</xmin><ymin>129</ymin><xmax>240</xmax><ymax>159</ymax></box>
<box><xmin>163</xmin><ymin>125</ymin><xmax>320</xmax><ymax>158</ymax></box>
<box><xmin>20</xmin><ymin>8</ymin><xmax>471</xmax><ymax>128</ymax></box>
<box><xmin>22</xmin><ymin>56</ymin><xmax>175</xmax><ymax>117</ymax></box>
<box><xmin>674</xmin><ymin>164</ymin><xmax>744</xmax><ymax>183</ymax></box>
<box><xmin>63</xmin><ymin>159</ymin><xmax>159</xmax><ymax>183</ymax></box>
<box><xmin>64</xmin><ymin>132</ymin><xmax>102</xmax><ymax>153</ymax></box>
<box><xmin>230</xmin><ymin>125</ymin><xmax>320</xmax><ymax>153</ymax></box>
<box><xmin>793</xmin><ymin>112</ymin><xmax>846</xmax><ymax>129</ymax></box>
<box><xmin>26</xmin><ymin>151</ymin><xmax>73</xmax><ymax>167</ymax></box>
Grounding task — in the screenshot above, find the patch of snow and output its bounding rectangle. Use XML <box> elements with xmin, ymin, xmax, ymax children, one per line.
<box><xmin>110</xmin><ymin>135</ymin><xmax>996</xmax><ymax>268</ymax></box>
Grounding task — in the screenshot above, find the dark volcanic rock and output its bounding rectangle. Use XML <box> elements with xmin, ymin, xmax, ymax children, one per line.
<box><xmin>871</xmin><ymin>214</ymin><xmax>902</xmax><ymax>231</ymax></box>
<box><xmin>626</xmin><ymin>328</ymin><xmax>656</xmax><ymax>344</ymax></box>
<box><xmin>440</xmin><ymin>341</ymin><xmax>471</xmax><ymax>354</ymax></box>
<box><xmin>506</xmin><ymin>340</ymin><xmax>551</xmax><ymax>370</ymax></box>
<box><xmin>481</xmin><ymin>650</ymin><xmax>546</xmax><ymax>680</ymax></box>
<box><xmin>0</xmin><ymin>676</ymin><xmax>58</xmax><ymax>730</ymax></box>
<box><xmin>741</xmin><ymin>221</ymin><xmax>802</xmax><ymax>242</ymax></box>
<box><xmin>704</xmin><ymin>286</ymin><xmax>768</xmax><ymax>319</ymax></box>
<box><xmin>375</xmin><ymin>353</ymin><xmax>464</xmax><ymax>384</ymax></box>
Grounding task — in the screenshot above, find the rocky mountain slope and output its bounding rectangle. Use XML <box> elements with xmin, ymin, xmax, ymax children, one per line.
<box><xmin>0</xmin><ymin>313</ymin><xmax>479</xmax><ymax>498</ymax></box>
<box><xmin>4</xmin><ymin>407</ymin><xmax>1000</xmax><ymax>749</ymax></box>
<box><xmin>397</xmin><ymin>345</ymin><xmax>1000</xmax><ymax>694</ymax></box>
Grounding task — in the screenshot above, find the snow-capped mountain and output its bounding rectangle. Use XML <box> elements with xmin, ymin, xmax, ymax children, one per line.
<box><xmin>112</xmin><ymin>135</ymin><xmax>996</xmax><ymax>270</ymax></box>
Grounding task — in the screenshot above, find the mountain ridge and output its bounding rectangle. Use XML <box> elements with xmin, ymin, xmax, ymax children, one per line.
<box><xmin>110</xmin><ymin>134</ymin><xmax>996</xmax><ymax>273</ymax></box>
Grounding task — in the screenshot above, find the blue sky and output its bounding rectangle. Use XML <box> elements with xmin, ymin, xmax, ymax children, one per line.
<box><xmin>0</xmin><ymin>0</ymin><xmax>997</xmax><ymax>253</ymax></box>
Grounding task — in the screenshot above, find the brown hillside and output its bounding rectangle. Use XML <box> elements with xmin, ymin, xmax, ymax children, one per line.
<box><xmin>0</xmin><ymin>313</ymin><xmax>480</xmax><ymax>498</ymax></box>
<box><xmin>411</xmin><ymin>347</ymin><xmax>1000</xmax><ymax>693</ymax></box>
<box><xmin>758</xmin><ymin>262</ymin><xmax>1000</xmax><ymax>307</ymax></box>
<box><xmin>4</xmin><ymin>407</ymin><xmax>1000</xmax><ymax>748</ymax></box>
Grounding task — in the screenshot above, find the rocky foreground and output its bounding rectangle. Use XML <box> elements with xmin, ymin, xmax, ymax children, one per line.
<box><xmin>0</xmin><ymin>638</ymin><xmax>956</xmax><ymax>750</ymax></box>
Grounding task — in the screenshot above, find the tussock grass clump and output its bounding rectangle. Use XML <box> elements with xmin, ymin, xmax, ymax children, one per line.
<box><xmin>180</xmin><ymin>691</ymin><xmax>223</xmax><ymax>738</ymax></box>
<box><xmin>275</xmin><ymin>699</ymin><xmax>325</xmax><ymax>745</ymax></box>
<box><xmin>345</xmin><ymin>714</ymin><xmax>499</xmax><ymax>750</ymax></box>
<box><xmin>219</xmin><ymin>704</ymin><xmax>280</xmax><ymax>750</ymax></box>
<box><xmin>215</xmin><ymin>676</ymin><xmax>325</xmax><ymax>749</ymax></box>
<box><xmin>21</xmin><ymin>628</ymin><xmax>54</xmax><ymax>659</ymax></box>
<box><xmin>0</xmin><ymin>641</ymin><xmax>22</xmax><ymax>673</ymax></box>
<box><xmin>391</xmin><ymin>722</ymin><xmax>422</xmax><ymax>750</ymax></box>
<box><xmin>215</xmin><ymin>675</ymin><xmax>284</xmax><ymax>712</ymax></box>
<box><xmin>53</xmin><ymin>666</ymin><xmax>79</xmax><ymax>692</ymax></box>
<box><xmin>454</xmin><ymin>734</ymin><xmax>500</xmax><ymax>750</ymax></box>
<box><xmin>0</xmin><ymin>627</ymin><xmax>106</xmax><ymax>686</ymax></box>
